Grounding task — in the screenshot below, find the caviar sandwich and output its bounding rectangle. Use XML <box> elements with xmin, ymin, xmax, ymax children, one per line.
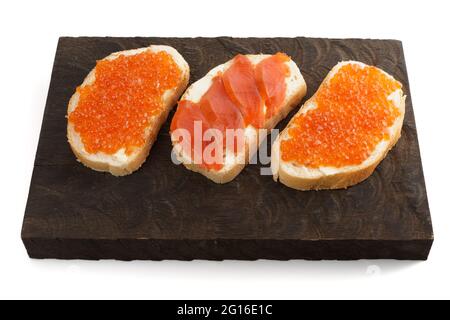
<box><xmin>67</xmin><ymin>46</ymin><xmax>190</xmax><ymax>175</ymax></box>
<box><xmin>271</xmin><ymin>61</ymin><xmax>405</xmax><ymax>190</ymax></box>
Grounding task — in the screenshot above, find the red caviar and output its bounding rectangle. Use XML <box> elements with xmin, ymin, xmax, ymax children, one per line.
<box><xmin>281</xmin><ymin>63</ymin><xmax>401</xmax><ymax>168</ymax></box>
<box><xmin>68</xmin><ymin>50</ymin><xmax>182</xmax><ymax>155</ymax></box>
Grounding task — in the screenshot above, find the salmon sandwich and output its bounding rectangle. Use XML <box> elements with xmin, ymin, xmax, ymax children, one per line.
<box><xmin>170</xmin><ymin>53</ymin><xmax>307</xmax><ymax>183</ymax></box>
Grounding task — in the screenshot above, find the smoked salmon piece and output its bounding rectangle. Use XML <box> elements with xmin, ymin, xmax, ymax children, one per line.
<box><xmin>256</xmin><ymin>53</ymin><xmax>290</xmax><ymax>119</ymax></box>
<box><xmin>223</xmin><ymin>55</ymin><xmax>264</xmax><ymax>128</ymax></box>
<box><xmin>171</xmin><ymin>77</ymin><xmax>245</xmax><ymax>170</ymax></box>
<box><xmin>200</xmin><ymin>77</ymin><xmax>245</xmax><ymax>133</ymax></box>
<box><xmin>170</xmin><ymin>100</ymin><xmax>210</xmax><ymax>165</ymax></box>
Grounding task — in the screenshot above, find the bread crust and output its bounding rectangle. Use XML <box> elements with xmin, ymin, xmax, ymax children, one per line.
<box><xmin>272</xmin><ymin>61</ymin><xmax>406</xmax><ymax>190</ymax></box>
<box><xmin>67</xmin><ymin>46</ymin><xmax>190</xmax><ymax>176</ymax></box>
<box><xmin>171</xmin><ymin>55</ymin><xmax>307</xmax><ymax>184</ymax></box>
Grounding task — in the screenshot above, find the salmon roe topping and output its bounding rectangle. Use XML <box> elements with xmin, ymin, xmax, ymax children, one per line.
<box><xmin>68</xmin><ymin>50</ymin><xmax>182</xmax><ymax>155</ymax></box>
<box><xmin>281</xmin><ymin>63</ymin><xmax>402</xmax><ymax>168</ymax></box>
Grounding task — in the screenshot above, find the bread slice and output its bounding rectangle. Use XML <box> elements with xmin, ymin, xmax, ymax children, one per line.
<box><xmin>67</xmin><ymin>45</ymin><xmax>190</xmax><ymax>176</ymax></box>
<box><xmin>171</xmin><ymin>54</ymin><xmax>307</xmax><ymax>183</ymax></box>
<box><xmin>271</xmin><ymin>61</ymin><xmax>406</xmax><ymax>190</ymax></box>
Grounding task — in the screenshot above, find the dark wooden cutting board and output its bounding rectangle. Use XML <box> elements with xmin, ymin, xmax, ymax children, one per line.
<box><xmin>21</xmin><ymin>37</ymin><xmax>433</xmax><ymax>260</ymax></box>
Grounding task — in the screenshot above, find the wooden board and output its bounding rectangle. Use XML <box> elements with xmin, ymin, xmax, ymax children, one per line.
<box><xmin>21</xmin><ymin>37</ymin><xmax>433</xmax><ymax>260</ymax></box>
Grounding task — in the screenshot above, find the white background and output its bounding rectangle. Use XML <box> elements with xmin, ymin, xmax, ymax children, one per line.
<box><xmin>0</xmin><ymin>0</ymin><xmax>449</xmax><ymax>300</ymax></box>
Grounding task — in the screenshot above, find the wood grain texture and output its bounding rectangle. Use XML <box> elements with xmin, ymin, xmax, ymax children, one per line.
<box><xmin>21</xmin><ymin>37</ymin><xmax>433</xmax><ymax>260</ymax></box>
